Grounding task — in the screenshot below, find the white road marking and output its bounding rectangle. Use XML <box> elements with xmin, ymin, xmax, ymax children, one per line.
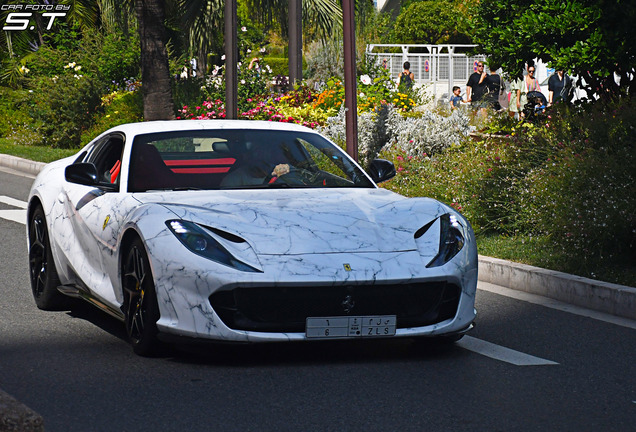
<box><xmin>0</xmin><ymin>195</ymin><xmax>27</xmax><ymax>209</ymax></box>
<box><xmin>0</xmin><ymin>196</ymin><xmax>27</xmax><ymax>225</ymax></box>
<box><xmin>457</xmin><ymin>336</ymin><xmax>559</xmax><ymax>366</ymax></box>
<box><xmin>0</xmin><ymin>209</ymin><xmax>26</xmax><ymax>224</ymax></box>
<box><xmin>478</xmin><ymin>281</ymin><xmax>636</xmax><ymax>330</ymax></box>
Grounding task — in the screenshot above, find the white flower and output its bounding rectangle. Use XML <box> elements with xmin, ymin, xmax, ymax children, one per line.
<box><xmin>240</xmin><ymin>79</ymin><xmax>246</xmax><ymax>84</ymax></box>
<box><xmin>247</xmin><ymin>49</ymin><xmax>251</xmax><ymax>53</ymax></box>
<box><xmin>74</xmin><ymin>65</ymin><xmax>82</xmax><ymax>72</ymax></box>
<box><xmin>241</xmin><ymin>26</ymin><xmax>247</xmax><ymax>32</ymax></box>
<box><xmin>20</xmin><ymin>66</ymin><xmax>29</xmax><ymax>74</ymax></box>
<box><xmin>64</xmin><ymin>62</ymin><xmax>76</xmax><ymax>69</ymax></box>
<box><xmin>221</xmin><ymin>55</ymin><xmax>226</xmax><ymax>60</ymax></box>
<box><xmin>260</xmin><ymin>47</ymin><xmax>266</xmax><ymax>53</ymax></box>
<box><xmin>360</xmin><ymin>74</ymin><xmax>372</xmax><ymax>85</ymax></box>
<box><xmin>359</xmin><ymin>92</ymin><xmax>366</xmax><ymax>98</ymax></box>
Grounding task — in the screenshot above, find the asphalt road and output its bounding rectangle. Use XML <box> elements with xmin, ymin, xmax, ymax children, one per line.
<box><xmin>1</xmin><ymin>167</ymin><xmax>635</xmax><ymax>432</ymax></box>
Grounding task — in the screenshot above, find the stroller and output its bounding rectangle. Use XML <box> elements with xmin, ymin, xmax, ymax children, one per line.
<box><xmin>523</xmin><ymin>91</ymin><xmax>547</xmax><ymax>119</ymax></box>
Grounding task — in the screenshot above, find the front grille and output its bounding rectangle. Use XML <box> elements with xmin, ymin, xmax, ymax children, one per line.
<box><xmin>209</xmin><ymin>282</ymin><xmax>461</xmax><ymax>333</ymax></box>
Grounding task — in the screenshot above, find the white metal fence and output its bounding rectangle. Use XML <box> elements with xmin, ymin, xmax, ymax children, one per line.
<box><xmin>366</xmin><ymin>44</ymin><xmax>486</xmax><ymax>102</ymax></box>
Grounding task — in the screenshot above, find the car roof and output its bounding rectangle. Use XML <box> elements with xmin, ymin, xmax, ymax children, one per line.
<box><xmin>107</xmin><ymin>120</ymin><xmax>315</xmax><ymax>139</ymax></box>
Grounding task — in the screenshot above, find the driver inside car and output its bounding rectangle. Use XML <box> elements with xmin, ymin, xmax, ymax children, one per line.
<box><xmin>220</xmin><ymin>141</ymin><xmax>291</xmax><ymax>188</ymax></box>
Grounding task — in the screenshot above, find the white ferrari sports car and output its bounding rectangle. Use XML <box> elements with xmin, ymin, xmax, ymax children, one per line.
<box><xmin>27</xmin><ymin>120</ymin><xmax>477</xmax><ymax>356</ymax></box>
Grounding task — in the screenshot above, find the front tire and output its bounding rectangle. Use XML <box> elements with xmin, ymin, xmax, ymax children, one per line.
<box><xmin>28</xmin><ymin>205</ymin><xmax>71</xmax><ymax>310</ymax></box>
<box><xmin>122</xmin><ymin>237</ymin><xmax>162</xmax><ymax>356</ymax></box>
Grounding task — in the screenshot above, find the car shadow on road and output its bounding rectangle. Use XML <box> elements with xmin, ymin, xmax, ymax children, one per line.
<box><xmin>168</xmin><ymin>337</ymin><xmax>469</xmax><ymax>367</ymax></box>
<box><xmin>66</xmin><ymin>300</ymin><xmax>470</xmax><ymax>366</ymax></box>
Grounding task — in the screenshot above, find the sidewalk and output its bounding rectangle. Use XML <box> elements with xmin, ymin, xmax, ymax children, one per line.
<box><xmin>1</xmin><ymin>153</ymin><xmax>635</xmax><ymax>430</ymax></box>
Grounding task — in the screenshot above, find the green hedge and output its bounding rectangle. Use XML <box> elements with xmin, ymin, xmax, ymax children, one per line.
<box><xmin>263</xmin><ymin>57</ymin><xmax>308</xmax><ymax>77</ymax></box>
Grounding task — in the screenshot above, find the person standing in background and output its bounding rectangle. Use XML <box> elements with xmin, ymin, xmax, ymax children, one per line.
<box><xmin>485</xmin><ymin>63</ymin><xmax>505</xmax><ymax>111</ymax></box>
<box><xmin>548</xmin><ymin>70</ymin><xmax>572</xmax><ymax>105</ymax></box>
<box><xmin>517</xmin><ymin>65</ymin><xmax>540</xmax><ymax>117</ymax></box>
<box><xmin>466</xmin><ymin>61</ymin><xmax>488</xmax><ymax>114</ymax></box>
<box><xmin>449</xmin><ymin>86</ymin><xmax>465</xmax><ymax>110</ymax></box>
<box><xmin>398</xmin><ymin>61</ymin><xmax>414</xmax><ymax>91</ymax></box>
<box><xmin>508</xmin><ymin>72</ymin><xmax>523</xmax><ymax>118</ymax></box>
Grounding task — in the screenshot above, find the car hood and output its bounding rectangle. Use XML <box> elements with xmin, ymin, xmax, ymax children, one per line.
<box><xmin>133</xmin><ymin>188</ymin><xmax>449</xmax><ymax>255</ymax></box>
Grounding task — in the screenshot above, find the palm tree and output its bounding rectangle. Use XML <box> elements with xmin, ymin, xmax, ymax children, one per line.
<box><xmin>177</xmin><ymin>0</ymin><xmax>224</xmax><ymax>77</ymax></box>
<box><xmin>135</xmin><ymin>0</ymin><xmax>175</xmax><ymax>120</ymax></box>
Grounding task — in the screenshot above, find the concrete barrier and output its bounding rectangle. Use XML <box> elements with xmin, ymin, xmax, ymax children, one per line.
<box><xmin>479</xmin><ymin>255</ymin><xmax>636</xmax><ymax>320</ymax></box>
<box><xmin>0</xmin><ymin>154</ymin><xmax>45</xmax><ymax>176</ymax></box>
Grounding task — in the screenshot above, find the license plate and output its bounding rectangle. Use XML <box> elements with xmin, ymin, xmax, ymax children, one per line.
<box><xmin>306</xmin><ymin>316</ymin><xmax>397</xmax><ymax>339</ymax></box>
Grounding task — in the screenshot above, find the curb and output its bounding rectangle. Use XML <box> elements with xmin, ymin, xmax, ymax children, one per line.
<box><xmin>0</xmin><ymin>154</ymin><xmax>46</xmax><ymax>176</ymax></box>
<box><xmin>479</xmin><ymin>255</ymin><xmax>636</xmax><ymax>320</ymax></box>
<box><xmin>0</xmin><ymin>390</ymin><xmax>44</xmax><ymax>432</ymax></box>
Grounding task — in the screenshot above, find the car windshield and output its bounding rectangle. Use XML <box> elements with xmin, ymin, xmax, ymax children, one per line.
<box><xmin>127</xmin><ymin>129</ymin><xmax>375</xmax><ymax>192</ymax></box>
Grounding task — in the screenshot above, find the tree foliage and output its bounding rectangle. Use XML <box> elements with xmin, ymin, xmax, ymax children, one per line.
<box><xmin>470</xmin><ymin>0</ymin><xmax>636</xmax><ymax>100</ymax></box>
<box><xmin>392</xmin><ymin>1</ymin><xmax>472</xmax><ymax>45</ymax></box>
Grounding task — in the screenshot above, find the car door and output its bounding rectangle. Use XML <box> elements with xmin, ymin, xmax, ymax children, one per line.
<box><xmin>52</xmin><ymin>133</ymin><xmax>137</xmax><ymax>307</ymax></box>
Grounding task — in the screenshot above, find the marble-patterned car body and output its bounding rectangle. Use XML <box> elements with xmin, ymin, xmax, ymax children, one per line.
<box><xmin>27</xmin><ymin>120</ymin><xmax>477</xmax><ymax>352</ymax></box>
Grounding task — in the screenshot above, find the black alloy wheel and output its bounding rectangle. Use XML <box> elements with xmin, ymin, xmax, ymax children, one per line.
<box><xmin>122</xmin><ymin>237</ymin><xmax>162</xmax><ymax>356</ymax></box>
<box><xmin>28</xmin><ymin>205</ymin><xmax>69</xmax><ymax>310</ymax></box>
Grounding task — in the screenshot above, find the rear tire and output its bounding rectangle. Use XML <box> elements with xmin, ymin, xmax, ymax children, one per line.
<box><xmin>122</xmin><ymin>237</ymin><xmax>163</xmax><ymax>356</ymax></box>
<box><xmin>28</xmin><ymin>205</ymin><xmax>71</xmax><ymax>310</ymax></box>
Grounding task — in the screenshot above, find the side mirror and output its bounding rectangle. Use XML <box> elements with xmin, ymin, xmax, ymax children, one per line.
<box><xmin>65</xmin><ymin>163</ymin><xmax>117</xmax><ymax>191</ymax></box>
<box><xmin>368</xmin><ymin>159</ymin><xmax>396</xmax><ymax>184</ymax></box>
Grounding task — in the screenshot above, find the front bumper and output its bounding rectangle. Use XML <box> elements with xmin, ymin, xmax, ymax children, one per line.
<box><xmin>147</xmin><ymin>241</ymin><xmax>478</xmax><ymax>343</ymax></box>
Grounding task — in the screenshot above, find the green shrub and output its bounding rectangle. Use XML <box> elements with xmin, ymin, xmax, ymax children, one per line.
<box><xmin>263</xmin><ymin>57</ymin><xmax>288</xmax><ymax>76</ymax></box>
<box><xmin>33</xmin><ymin>74</ymin><xmax>103</xmax><ymax>148</ymax></box>
<box><xmin>173</xmin><ymin>77</ymin><xmax>207</xmax><ymax>115</ymax></box>
<box><xmin>518</xmin><ymin>99</ymin><xmax>636</xmax><ymax>268</ymax></box>
<box><xmin>0</xmin><ymin>87</ymin><xmax>40</xmax><ymax>142</ymax></box>
<box><xmin>83</xmin><ymin>31</ymin><xmax>140</xmax><ymax>89</ymax></box>
<box><xmin>81</xmin><ymin>90</ymin><xmax>143</xmax><ymax>144</ymax></box>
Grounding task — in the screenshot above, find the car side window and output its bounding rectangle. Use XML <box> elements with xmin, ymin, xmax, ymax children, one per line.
<box><xmin>86</xmin><ymin>134</ymin><xmax>125</xmax><ymax>185</ymax></box>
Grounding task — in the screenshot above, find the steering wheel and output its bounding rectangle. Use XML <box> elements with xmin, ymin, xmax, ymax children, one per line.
<box><xmin>265</xmin><ymin>167</ymin><xmax>318</xmax><ymax>186</ymax></box>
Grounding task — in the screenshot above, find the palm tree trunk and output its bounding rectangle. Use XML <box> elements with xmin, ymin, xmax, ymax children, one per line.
<box><xmin>136</xmin><ymin>0</ymin><xmax>175</xmax><ymax>120</ymax></box>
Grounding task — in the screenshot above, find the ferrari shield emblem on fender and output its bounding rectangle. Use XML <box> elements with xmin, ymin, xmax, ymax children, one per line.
<box><xmin>102</xmin><ymin>215</ymin><xmax>110</xmax><ymax>230</ymax></box>
<box><xmin>343</xmin><ymin>263</ymin><xmax>352</xmax><ymax>272</ymax></box>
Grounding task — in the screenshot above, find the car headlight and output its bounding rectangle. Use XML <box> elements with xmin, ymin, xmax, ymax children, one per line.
<box><xmin>426</xmin><ymin>213</ymin><xmax>465</xmax><ymax>268</ymax></box>
<box><xmin>166</xmin><ymin>220</ymin><xmax>261</xmax><ymax>272</ymax></box>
